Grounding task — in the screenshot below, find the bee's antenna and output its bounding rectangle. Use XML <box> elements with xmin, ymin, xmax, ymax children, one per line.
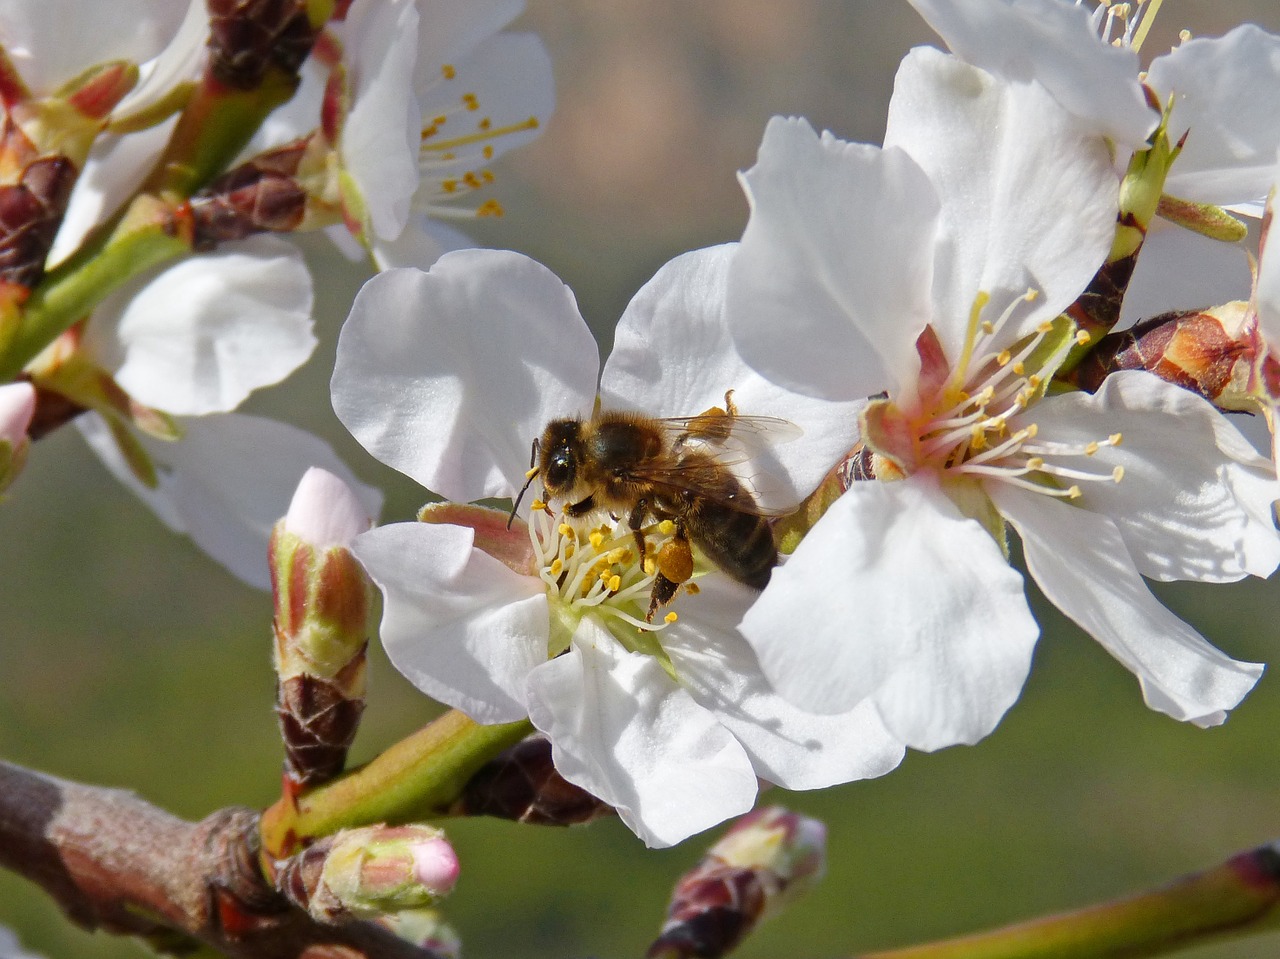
<box><xmin>508</xmin><ymin>438</ymin><xmax>541</xmax><ymax>529</ymax></box>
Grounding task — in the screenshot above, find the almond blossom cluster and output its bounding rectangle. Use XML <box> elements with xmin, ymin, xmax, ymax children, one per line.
<box><xmin>5</xmin><ymin>0</ymin><xmax>1280</xmax><ymax>955</ymax></box>
<box><xmin>329</xmin><ymin>0</ymin><xmax>1280</xmax><ymax>848</ymax></box>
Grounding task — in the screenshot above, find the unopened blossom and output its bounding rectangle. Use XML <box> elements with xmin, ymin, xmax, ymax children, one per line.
<box><xmin>726</xmin><ymin>50</ymin><xmax>1278</xmax><ymax>750</ymax></box>
<box><xmin>332</xmin><ymin>247</ymin><xmax>905</xmax><ymax>847</ymax></box>
<box><xmin>0</xmin><ymin>380</ymin><xmax>34</xmax><ymax>492</ymax></box>
<box><xmin>905</xmin><ymin>0</ymin><xmax>1280</xmax><ymax>322</ymax></box>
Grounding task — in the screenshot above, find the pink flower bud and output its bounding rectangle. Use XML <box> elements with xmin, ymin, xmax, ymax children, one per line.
<box><xmin>0</xmin><ymin>383</ymin><xmax>35</xmax><ymax>447</ymax></box>
<box><xmin>285</xmin><ymin>466</ymin><xmax>372</xmax><ymax>547</ymax></box>
<box><xmin>411</xmin><ymin>836</ymin><xmax>461</xmax><ymax>897</ymax></box>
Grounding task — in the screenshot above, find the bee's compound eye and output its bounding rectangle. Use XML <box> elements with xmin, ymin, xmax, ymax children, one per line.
<box><xmin>545</xmin><ymin>450</ymin><xmax>574</xmax><ymax>490</ymax></box>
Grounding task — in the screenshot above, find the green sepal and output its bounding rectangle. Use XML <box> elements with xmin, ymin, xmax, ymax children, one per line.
<box><xmin>1156</xmin><ymin>194</ymin><xmax>1249</xmax><ymax>243</ymax></box>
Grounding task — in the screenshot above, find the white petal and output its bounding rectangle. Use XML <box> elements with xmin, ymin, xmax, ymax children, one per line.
<box><xmin>331</xmin><ymin>250</ymin><xmax>599</xmax><ymax>502</ymax></box>
<box><xmin>526</xmin><ymin>620</ymin><xmax>758</xmax><ymax>848</ymax></box>
<box><xmin>116</xmin><ymin>0</ymin><xmax>206</xmax><ymax>116</ymax></box>
<box><xmin>1119</xmin><ymin>219</ymin><xmax>1253</xmax><ymax>328</ymax></box>
<box><xmin>729</xmin><ymin>115</ymin><xmax>939</xmax><ymax>401</ymax></box>
<box><xmin>83</xmin><ymin>236</ymin><xmax>315</xmax><ymax>415</ymax></box>
<box><xmin>0</xmin><ymin>0</ymin><xmax>188</xmax><ymax>93</ymax></box>
<box><xmin>602</xmin><ymin>244</ymin><xmax>864</xmax><ymax>508</ymax></box>
<box><xmin>1027</xmin><ymin>372</ymin><xmax>1280</xmax><ymax>582</ymax></box>
<box><xmin>414</xmin><ymin>31</ymin><xmax>552</xmax><ymax>179</ymax></box>
<box><xmin>1149</xmin><ymin>26</ymin><xmax>1280</xmax><ymax>207</ymax></box>
<box><xmin>77</xmin><ymin>412</ymin><xmax>383</xmax><ymax>590</ymax></box>
<box><xmin>904</xmin><ymin>0</ymin><xmax>1154</xmax><ymax>148</ymax></box>
<box><xmin>49</xmin><ymin>120</ymin><xmax>177</xmax><ymax>267</ymax></box>
<box><xmin>1258</xmin><ymin>177</ymin><xmax>1280</xmax><ymax>350</ymax></box>
<box><xmin>352</xmin><ymin>521</ymin><xmax>545</xmax><ymax>724</ymax></box>
<box><xmin>740</xmin><ymin>475</ymin><xmax>1038</xmax><ymax>751</ymax></box>
<box><xmin>662</xmin><ymin>576</ymin><xmax>905</xmax><ymax>789</ymax></box>
<box><xmin>342</xmin><ymin>0</ymin><xmax>422</xmax><ymax>241</ymax></box>
<box><xmin>370</xmin><ymin>215</ymin><xmax>473</xmax><ymax>271</ymax></box>
<box><xmin>884</xmin><ymin>47</ymin><xmax>1118</xmax><ymax>356</ymax></box>
<box><xmin>993</xmin><ymin>484</ymin><xmax>1263</xmax><ymax>727</ymax></box>
<box><xmin>412</xmin><ymin>0</ymin><xmax>525</xmax><ymax>82</ymax></box>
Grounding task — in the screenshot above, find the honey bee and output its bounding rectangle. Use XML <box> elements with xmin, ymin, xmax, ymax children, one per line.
<box><xmin>512</xmin><ymin>392</ymin><xmax>798</xmax><ymax>620</ymax></box>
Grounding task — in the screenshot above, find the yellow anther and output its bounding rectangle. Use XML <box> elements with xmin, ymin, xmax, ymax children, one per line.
<box><xmin>982</xmin><ymin>320</ymin><xmax>996</xmax><ymax>335</ymax></box>
<box><xmin>1024</xmin><ymin>423</ymin><xmax>1038</xmax><ymax>438</ymax></box>
<box><xmin>442</xmin><ymin>64</ymin><xmax>456</xmax><ymax>80</ymax></box>
<box><xmin>1026</xmin><ymin>456</ymin><xmax>1045</xmax><ymax>470</ymax></box>
<box><xmin>463</xmin><ymin>171</ymin><xmax>482</xmax><ymax>189</ymax></box>
<box><xmin>1037</xmin><ymin>320</ymin><xmax>1054</xmax><ymax>334</ymax></box>
<box><xmin>477</xmin><ymin>198</ymin><xmax>504</xmax><ymax>217</ymax></box>
<box><xmin>442</xmin><ymin>179</ymin><xmax>458</xmax><ymax>193</ymax></box>
<box><xmin>483</xmin><ymin>144</ymin><xmax>494</xmax><ymax>159</ymax></box>
<box><xmin>606</xmin><ymin>548</ymin><xmax>630</xmax><ymax>564</ymax></box>
<box><xmin>1067</xmin><ymin>485</ymin><xmax>1083</xmax><ymax>499</ymax></box>
<box><xmin>479</xmin><ymin>117</ymin><xmax>492</xmax><ymax>130</ymax></box>
<box><xmin>685</xmin><ymin>583</ymin><xmax>701</xmax><ymax>595</ymax></box>
<box><xmin>1108</xmin><ymin>432</ymin><xmax>1123</xmax><ymax>446</ymax></box>
<box><xmin>1085</xmin><ymin>441</ymin><xmax>1099</xmax><ymax>455</ymax></box>
<box><xmin>607</xmin><ymin>574</ymin><xmax>622</xmax><ymax>593</ymax></box>
<box><xmin>1112</xmin><ymin>466</ymin><xmax>1125</xmax><ymax>483</ymax></box>
<box><xmin>524</xmin><ymin>466</ymin><xmax>538</xmax><ymax>479</ymax></box>
<box><xmin>969</xmin><ymin>426</ymin><xmax>987</xmax><ymax>450</ymax></box>
<box><xmin>563</xmin><ymin>544</ymin><xmax>575</xmax><ymax>559</ymax></box>
<box><xmin>558</xmin><ymin>523</ymin><xmax>575</xmax><ymax>539</ymax></box>
<box><xmin>1025</xmin><ymin>289</ymin><xmax>1040</xmax><ymax>302</ymax></box>
<box><xmin>549</xmin><ymin>558</ymin><xmax>563</xmax><ymax>576</ymax></box>
<box><xmin>663</xmin><ymin>612</ymin><xmax>678</xmax><ymax>624</ymax></box>
<box><xmin>589</xmin><ymin>530</ymin><xmax>606</xmax><ymax>549</ymax></box>
<box><xmin>657</xmin><ymin>519</ymin><xmax>676</xmax><ymax>535</ymax></box>
<box><xmin>642</xmin><ymin>557</ymin><xmax>656</xmax><ymax>575</ymax></box>
<box><xmin>1075</xmin><ymin>329</ymin><xmax>1093</xmax><ymax>345</ymax></box>
<box><xmin>997</xmin><ymin>350</ymin><xmax>1012</xmax><ymax>366</ymax></box>
<box><xmin>462</xmin><ymin>93</ymin><xmax>479</xmax><ymax>110</ymax></box>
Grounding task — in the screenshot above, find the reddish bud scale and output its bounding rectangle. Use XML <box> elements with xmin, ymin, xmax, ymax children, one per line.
<box><xmin>1066</xmin><ymin>239</ymin><xmax>1139</xmax><ymax>346</ymax></box>
<box><xmin>647</xmin><ymin>866</ymin><xmax>766</xmax><ymax>959</ymax></box>
<box><xmin>208</xmin><ymin>0</ymin><xmax>320</xmax><ymax>89</ymax></box>
<box><xmin>189</xmin><ymin>144</ymin><xmax>309</xmax><ymax>249</ymax></box>
<box><xmin>0</xmin><ymin>156</ymin><xmax>77</xmax><ymax>288</ymax></box>
<box><xmin>66</xmin><ymin>62</ymin><xmax>136</xmax><ymax>121</ymax></box>
<box><xmin>276</xmin><ymin>657</ymin><xmax>367</xmax><ymax>786</ymax></box>
<box><xmin>455</xmin><ymin>736</ymin><xmax>613</xmax><ymax>826</ymax></box>
<box><xmin>1064</xmin><ymin>309</ymin><xmax>1252</xmax><ymax>404</ymax></box>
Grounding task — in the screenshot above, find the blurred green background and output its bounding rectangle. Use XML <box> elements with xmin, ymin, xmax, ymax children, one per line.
<box><xmin>4</xmin><ymin>2</ymin><xmax>1280</xmax><ymax>957</ymax></box>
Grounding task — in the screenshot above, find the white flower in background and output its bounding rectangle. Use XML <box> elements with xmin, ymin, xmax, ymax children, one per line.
<box><xmin>0</xmin><ymin>925</ymin><xmax>42</xmax><ymax>959</ymax></box>
<box><xmin>0</xmin><ymin>0</ymin><xmax>200</xmax><ymax>99</ymax></box>
<box><xmin>725</xmin><ymin>49</ymin><xmax>1279</xmax><ymax>751</ymax></box>
<box><xmin>47</xmin><ymin>234</ymin><xmax>380</xmax><ymax>589</ymax></box>
<box><xmin>79</xmin><ymin>411</ymin><xmax>382</xmax><ymax>590</ymax></box>
<box><xmin>905</xmin><ymin>0</ymin><xmax>1280</xmax><ymax>322</ymax></box>
<box><xmin>331</xmin><ymin>247</ymin><xmax>905</xmax><ymax>847</ymax></box>
<box><xmin>253</xmin><ymin>0</ymin><xmax>554</xmax><ymax>269</ymax></box>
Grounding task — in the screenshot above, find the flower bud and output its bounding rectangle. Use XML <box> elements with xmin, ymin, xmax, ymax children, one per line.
<box><xmin>454</xmin><ymin>734</ymin><xmax>614</xmax><ymax>826</ymax></box>
<box><xmin>271</xmin><ymin>467</ymin><xmax>376</xmax><ymax>787</ymax></box>
<box><xmin>279</xmin><ymin>824</ymin><xmax>460</xmax><ymax>923</ymax></box>
<box><xmin>647</xmin><ymin>807</ymin><xmax>827</xmax><ymax>959</ymax></box>
<box><xmin>0</xmin><ymin>382</ymin><xmax>35</xmax><ymax>493</ymax></box>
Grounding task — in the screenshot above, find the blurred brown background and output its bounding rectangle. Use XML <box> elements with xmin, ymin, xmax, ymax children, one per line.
<box><xmin>4</xmin><ymin>2</ymin><xmax>1280</xmax><ymax>957</ymax></box>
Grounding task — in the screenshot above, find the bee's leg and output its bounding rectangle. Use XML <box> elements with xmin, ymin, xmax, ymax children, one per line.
<box><xmin>627</xmin><ymin>500</ymin><xmax>649</xmax><ymax>568</ymax></box>
<box><xmin>646</xmin><ymin>522</ymin><xmax>693</xmax><ymax>622</ymax></box>
<box><xmin>682</xmin><ymin>388</ymin><xmax>739</xmax><ymax>445</ymax></box>
<box><xmin>563</xmin><ymin>494</ymin><xmax>596</xmax><ymax>518</ymax></box>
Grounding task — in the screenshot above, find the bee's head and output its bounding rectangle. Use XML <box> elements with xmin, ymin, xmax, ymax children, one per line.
<box><xmin>539</xmin><ymin>419</ymin><xmax>582</xmax><ymax>494</ymax></box>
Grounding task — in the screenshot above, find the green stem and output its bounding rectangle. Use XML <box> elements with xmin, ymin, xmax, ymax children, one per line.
<box><xmin>0</xmin><ymin>207</ymin><xmax>190</xmax><ymax>380</ymax></box>
<box><xmin>857</xmin><ymin>843</ymin><xmax>1280</xmax><ymax>959</ymax></box>
<box><xmin>260</xmin><ymin>710</ymin><xmax>534</xmax><ymax>860</ymax></box>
